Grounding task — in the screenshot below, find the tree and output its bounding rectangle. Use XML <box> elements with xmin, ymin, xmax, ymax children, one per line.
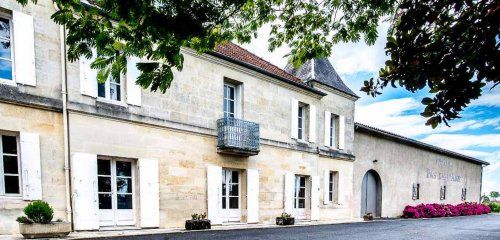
<box><xmin>482</xmin><ymin>194</ymin><xmax>490</xmax><ymax>203</ymax></box>
<box><xmin>13</xmin><ymin>0</ymin><xmax>499</xmax><ymax>127</ymax></box>
<box><xmin>491</xmin><ymin>191</ymin><xmax>499</xmax><ymax>201</ymax></box>
<box><xmin>361</xmin><ymin>0</ymin><xmax>499</xmax><ymax>128</ymax></box>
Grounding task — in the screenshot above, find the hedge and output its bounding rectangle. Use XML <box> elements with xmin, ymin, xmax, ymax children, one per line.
<box><xmin>402</xmin><ymin>202</ymin><xmax>491</xmax><ymax>219</ymax></box>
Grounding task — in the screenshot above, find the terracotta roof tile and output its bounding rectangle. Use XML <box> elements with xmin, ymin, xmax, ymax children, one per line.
<box><xmin>214</xmin><ymin>43</ymin><xmax>305</xmax><ymax>85</ymax></box>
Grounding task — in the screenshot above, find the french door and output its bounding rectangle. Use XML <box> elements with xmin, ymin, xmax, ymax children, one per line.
<box><xmin>221</xmin><ymin>169</ymin><xmax>241</xmax><ymax>222</ymax></box>
<box><xmin>97</xmin><ymin>157</ymin><xmax>135</xmax><ymax>227</ymax></box>
<box><xmin>294</xmin><ymin>175</ymin><xmax>308</xmax><ymax>219</ymax></box>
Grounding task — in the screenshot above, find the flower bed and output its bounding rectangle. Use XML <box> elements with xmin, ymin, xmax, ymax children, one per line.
<box><xmin>402</xmin><ymin>202</ymin><xmax>491</xmax><ymax>219</ymax></box>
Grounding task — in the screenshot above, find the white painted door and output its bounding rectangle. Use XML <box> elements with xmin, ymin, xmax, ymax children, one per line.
<box><xmin>98</xmin><ymin>158</ymin><xmax>135</xmax><ymax>227</ymax></box>
<box><xmin>220</xmin><ymin>169</ymin><xmax>241</xmax><ymax>222</ymax></box>
<box><xmin>294</xmin><ymin>175</ymin><xmax>308</xmax><ymax>220</ymax></box>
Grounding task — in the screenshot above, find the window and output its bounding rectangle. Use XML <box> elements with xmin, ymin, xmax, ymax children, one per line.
<box><xmin>298</xmin><ymin>105</ymin><xmax>305</xmax><ymax>140</ymax></box>
<box><xmin>294</xmin><ymin>175</ymin><xmax>306</xmax><ymax>208</ymax></box>
<box><xmin>412</xmin><ymin>183</ymin><xmax>420</xmax><ymax>200</ymax></box>
<box><xmin>461</xmin><ymin>188</ymin><xmax>467</xmax><ymax>201</ymax></box>
<box><xmin>223</xmin><ymin>84</ymin><xmax>235</xmax><ymax>118</ymax></box>
<box><xmin>221</xmin><ymin>169</ymin><xmax>240</xmax><ymax>209</ymax></box>
<box><xmin>98</xmin><ymin>76</ymin><xmax>122</xmax><ymax>101</ymax></box>
<box><xmin>329</xmin><ymin>114</ymin><xmax>339</xmax><ymax>148</ymax></box>
<box><xmin>0</xmin><ymin>15</ymin><xmax>13</xmax><ymax>81</ymax></box>
<box><xmin>0</xmin><ymin>134</ymin><xmax>20</xmax><ymax>196</ymax></box>
<box><xmin>329</xmin><ymin>171</ymin><xmax>339</xmax><ymax>202</ymax></box>
<box><xmin>440</xmin><ymin>186</ymin><xmax>446</xmax><ymax>200</ymax></box>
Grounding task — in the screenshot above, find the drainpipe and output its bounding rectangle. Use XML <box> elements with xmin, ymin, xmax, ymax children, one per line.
<box><xmin>57</xmin><ymin>5</ymin><xmax>73</xmax><ymax>227</ymax></box>
<box><xmin>480</xmin><ymin>166</ymin><xmax>484</xmax><ymax>203</ymax></box>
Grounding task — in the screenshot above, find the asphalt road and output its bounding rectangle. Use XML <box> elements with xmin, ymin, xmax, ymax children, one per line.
<box><xmin>102</xmin><ymin>214</ymin><xmax>500</xmax><ymax>240</ymax></box>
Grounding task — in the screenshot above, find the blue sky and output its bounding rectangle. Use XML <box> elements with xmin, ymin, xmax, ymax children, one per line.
<box><xmin>241</xmin><ymin>23</ymin><xmax>500</xmax><ymax>195</ymax></box>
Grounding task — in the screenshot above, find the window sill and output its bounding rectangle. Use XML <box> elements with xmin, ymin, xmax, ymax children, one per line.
<box><xmin>96</xmin><ymin>98</ymin><xmax>128</xmax><ymax>108</ymax></box>
<box><xmin>296</xmin><ymin>139</ymin><xmax>310</xmax><ymax>145</ymax></box>
<box><xmin>0</xmin><ymin>79</ymin><xmax>17</xmax><ymax>86</ymax></box>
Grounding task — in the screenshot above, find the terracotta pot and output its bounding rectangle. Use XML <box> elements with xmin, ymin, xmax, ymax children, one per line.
<box><xmin>19</xmin><ymin>222</ymin><xmax>71</xmax><ymax>239</ymax></box>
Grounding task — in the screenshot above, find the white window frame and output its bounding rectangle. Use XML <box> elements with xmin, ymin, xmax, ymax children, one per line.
<box><xmin>298</xmin><ymin>105</ymin><xmax>305</xmax><ymax>140</ymax></box>
<box><xmin>329</xmin><ymin>113</ymin><xmax>339</xmax><ymax>148</ymax></box>
<box><xmin>329</xmin><ymin>171</ymin><xmax>338</xmax><ymax>203</ymax></box>
<box><xmin>223</xmin><ymin>83</ymin><xmax>236</xmax><ymax>118</ymax></box>
<box><xmin>294</xmin><ymin>175</ymin><xmax>307</xmax><ymax>209</ymax></box>
<box><xmin>97</xmin><ymin>75</ymin><xmax>125</xmax><ymax>103</ymax></box>
<box><xmin>0</xmin><ymin>13</ymin><xmax>15</xmax><ymax>84</ymax></box>
<box><xmin>0</xmin><ymin>132</ymin><xmax>21</xmax><ymax>197</ymax></box>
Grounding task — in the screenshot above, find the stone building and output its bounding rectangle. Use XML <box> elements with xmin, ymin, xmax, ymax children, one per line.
<box><xmin>0</xmin><ymin>0</ymin><xmax>488</xmax><ymax>234</ymax></box>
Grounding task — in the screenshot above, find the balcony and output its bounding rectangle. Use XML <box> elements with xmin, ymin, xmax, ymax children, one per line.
<box><xmin>217</xmin><ymin>117</ymin><xmax>260</xmax><ymax>156</ymax></box>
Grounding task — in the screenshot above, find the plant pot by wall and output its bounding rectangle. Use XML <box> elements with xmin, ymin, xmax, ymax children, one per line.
<box><xmin>185</xmin><ymin>219</ymin><xmax>211</xmax><ymax>230</ymax></box>
<box><xmin>19</xmin><ymin>222</ymin><xmax>71</xmax><ymax>239</ymax></box>
<box><xmin>276</xmin><ymin>217</ymin><xmax>295</xmax><ymax>225</ymax></box>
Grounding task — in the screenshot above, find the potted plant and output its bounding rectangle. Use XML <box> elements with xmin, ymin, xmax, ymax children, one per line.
<box><xmin>276</xmin><ymin>212</ymin><xmax>295</xmax><ymax>226</ymax></box>
<box><xmin>363</xmin><ymin>212</ymin><xmax>374</xmax><ymax>221</ymax></box>
<box><xmin>16</xmin><ymin>201</ymin><xmax>71</xmax><ymax>239</ymax></box>
<box><xmin>185</xmin><ymin>212</ymin><xmax>211</xmax><ymax>230</ymax></box>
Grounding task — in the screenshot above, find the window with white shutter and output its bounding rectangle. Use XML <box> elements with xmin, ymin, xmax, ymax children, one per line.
<box><xmin>0</xmin><ymin>14</ymin><xmax>14</xmax><ymax>83</ymax></box>
<box><xmin>0</xmin><ymin>133</ymin><xmax>21</xmax><ymax>196</ymax></box>
<box><xmin>12</xmin><ymin>11</ymin><xmax>36</xmax><ymax>86</ymax></box>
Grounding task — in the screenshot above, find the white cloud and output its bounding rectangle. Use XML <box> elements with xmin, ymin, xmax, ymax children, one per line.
<box><xmin>470</xmin><ymin>86</ymin><xmax>500</xmax><ymax>107</ymax></box>
<box><xmin>330</xmin><ymin>22</ymin><xmax>389</xmax><ymax>75</ymax></box>
<box><xmin>420</xmin><ymin>134</ymin><xmax>500</xmax><ymax>151</ymax></box>
<box><xmin>355</xmin><ymin>97</ymin><xmax>481</xmax><ymax>138</ymax></box>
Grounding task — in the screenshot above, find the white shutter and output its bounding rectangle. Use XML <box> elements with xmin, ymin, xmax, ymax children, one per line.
<box><xmin>20</xmin><ymin>132</ymin><xmax>42</xmax><ymax>200</ymax></box>
<box><xmin>13</xmin><ymin>11</ymin><xmax>36</xmax><ymax>86</ymax></box>
<box><xmin>310</xmin><ymin>176</ymin><xmax>319</xmax><ymax>221</ymax></box>
<box><xmin>337</xmin><ymin>171</ymin><xmax>345</xmax><ymax>205</ymax></box>
<box><xmin>207</xmin><ymin>165</ymin><xmax>222</xmax><ymax>224</ymax></box>
<box><xmin>126</xmin><ymin>57</ymin><xmax>142</xmax><ymax>106</ymax></box>
<box><xmin>246</xmin><ymin>169</ymin><xmax>259</xmax><ymax>223</ymax></box>
<box><xmin>71</xmin><ymin>152</ymin><xmax>99</xmax><ymax>230</ymax></box>
<box><xmin>309</xmin><ymin>105</ymin><xmax>316</xmax><ymax>143</ymax></box>
<box><xmin>323</xmin><ymin>170</ymin><xmax>329</xmax><ymax>205</ymax></box>
<box><xmin>291</xmin><ymin>99</ymin><xmax>299</xmax><ymax>139</ymax></box>
<box><xmin>324</xmin><ymin>111</ymin><xmax>331</xmax><ymax>147</ymax></box>
<box><xmin>138</xmin><ymin>158</ymin><xmax>159</xmax><ymax>228</ymax></box>
<box><xmin>338</xmin><ymin>115</ymin><xmax>346</xmax><ymax>150</ymax></box>
<box><xmin>79</xmin><ymin>49</ymin><xmax>98</xmax><ymax>97</ymax></box>
<box><xmin>283</xmin><ymin>172</ymin><xmax>294</xmax><ymax>214</ymax></box>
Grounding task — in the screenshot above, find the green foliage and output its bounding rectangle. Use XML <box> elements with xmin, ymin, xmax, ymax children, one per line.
<box><xmin>15</xmin><ymin>0</ymin><xmax>394</xmax><ymax>94</ymax></box>
<box><xmin>23</xmin><ymin>201</ymin><xmax>54</xmax><ymax>224</ymax></box>
<box><xmin>488</xmin><ymin>202</ymin><xmax>500</xmax><ymax>213</ymax></box>
<box><xmin>14</xmin><ymin>0</ymin><xmax>499</xmax><ymax>127</ymax></box>
<box><xmin>191</xmin><ymin>212</ymin><xmax>207</xmax><ymax>220</ymax></box>
<box><xmin>491</xmin><ymin>191</ymin><xmax>500</xmax><ymax>200</ymax></box>
<box><xmin>280</xmin><ymin>212</ymin><xmax>292</xmax><ymax>218</ymax></box>
<box><xmin>361</xmin><ymin>0</ymin><xmax>499</xmax><ymax>128</ymax></box>
<box><xmin>16</xmin><ymin>216</ymin><xmax>33</xmax><ymax>224</ymax></box>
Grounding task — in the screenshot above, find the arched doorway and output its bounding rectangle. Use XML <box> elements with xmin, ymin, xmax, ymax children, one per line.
<box><xmin>361</xmin><ymin>170</ymin><xmax>382</xmax><ymax>217</ymax></box>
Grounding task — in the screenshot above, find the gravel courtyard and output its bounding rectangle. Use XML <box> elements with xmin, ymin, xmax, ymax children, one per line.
<box><xmin>100</xmin><ymin>214</ymin><xmax>500</xmax><ymax>240</ymax></box>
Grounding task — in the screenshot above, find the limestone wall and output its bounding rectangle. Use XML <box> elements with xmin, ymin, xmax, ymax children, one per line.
<box><xmin>0</xmin><ymin>103</ymin><xmax>65</xmax><ymax>234</ymax></box>
<box><xmin>353</xmin><ymin>132</ymin><xmax>483</xmax><ymax>218</ymax></box>
<box><xmin>69</xmin><ymin>112</ymin><xmax>354</xmax><ymax>227</ymax></box>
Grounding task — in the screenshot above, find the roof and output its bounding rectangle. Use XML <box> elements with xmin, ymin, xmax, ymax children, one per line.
<box><xmin>285</xmin><ymin>58</ymin><xmax>358</xmax><ymax>98</ymax></box>
<box><xmin>354</xmin><ymin>123</ymin><xmax>489</xmax><ymax>166</ymax></box>
<box><xmin>208</xmin><ymin>43</ymin><xmax>327</xmax><ymax>96</ymax></box>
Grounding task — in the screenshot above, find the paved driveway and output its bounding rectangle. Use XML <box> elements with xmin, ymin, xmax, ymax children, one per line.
<box><xmin>102</xmin><ymin>214</ymin><xmax>500</xmax><ymax>240</ymax></box>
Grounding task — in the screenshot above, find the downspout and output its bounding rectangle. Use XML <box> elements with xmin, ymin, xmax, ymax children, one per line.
<box><xmin>56</xmin><ymin>4</ymin><xmax>73</xmax><ymax>227</ymax></box>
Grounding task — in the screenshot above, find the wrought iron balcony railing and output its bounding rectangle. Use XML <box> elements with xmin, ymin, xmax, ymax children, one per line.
<box><xmin>217</xmin><ymin>117</ymin><xmax>260</xmax><ymax>156</ymax></box>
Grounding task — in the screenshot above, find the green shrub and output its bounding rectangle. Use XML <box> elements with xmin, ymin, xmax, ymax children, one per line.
<box><xmin>16</xmin><ymin>216</ymin><xmax>33</xmax><ymax>224</ymax></box>
<box><xmin>23</xmin><ymin>201</ymin><xmax>54</xmax><ymax>224</ymax></box>
<box><xmin>489</xmin><ymin>202</ymin><xmax>500</xmax><ymax>213</ymax></box>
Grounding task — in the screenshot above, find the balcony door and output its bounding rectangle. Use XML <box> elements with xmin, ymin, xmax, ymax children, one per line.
<box><xmin>220</xmin><ymin>169</ymin><xmax>241</xmax><ymax>222</ymax></box>
<box><xmin>294</xmin><ymin>175</ymin><xmax>309</xmax><ymax>220</ymax></box>
<box><xmin>98</xmin><ymin>157</ymin><xmax>135</xmax><ymax>227</ymax></box>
